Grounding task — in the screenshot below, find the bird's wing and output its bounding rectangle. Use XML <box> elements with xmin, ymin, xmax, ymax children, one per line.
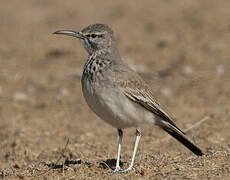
<box><xmin>111</xmin><ymin>65</ymin><xmax>184</xmax><ymax>134</ymax></box>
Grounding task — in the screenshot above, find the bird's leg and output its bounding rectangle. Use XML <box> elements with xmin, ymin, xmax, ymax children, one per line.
<box><xmin>113</xmin><ymin>129</ymin><xmax>123</xmax><ymax>172</ymax></box>
<box><xmin>121</xmin><ymin>129</ymin><xmax>141</xmax><ymax>173</ymax></box>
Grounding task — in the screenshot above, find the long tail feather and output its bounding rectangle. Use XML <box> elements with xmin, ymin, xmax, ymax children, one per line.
<box><xmin>160</xmin><ymin>122</ymin><xmax>203</xmax><ymax>156</ymax></box>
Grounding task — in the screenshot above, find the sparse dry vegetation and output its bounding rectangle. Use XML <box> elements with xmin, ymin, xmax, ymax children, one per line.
<box><xmin>0</xmin><ymin>0</ymin><xmax>230</xmax><ymax>179</ymax></box>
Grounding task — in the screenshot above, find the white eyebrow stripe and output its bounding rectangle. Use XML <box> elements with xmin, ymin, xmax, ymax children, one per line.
<box><xmin>84</xmin><ymin>32</ymin><xmax>106</xmax><ymax>36</ymax></box>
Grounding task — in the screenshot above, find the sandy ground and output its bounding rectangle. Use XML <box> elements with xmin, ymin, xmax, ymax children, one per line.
<box><xmin>0</xmin><ymin>0</ymin><xmax>230</xmax><ymax>179</ymax></box>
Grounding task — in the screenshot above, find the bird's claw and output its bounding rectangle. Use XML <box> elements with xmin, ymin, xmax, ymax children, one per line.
<box><xmin>113</xmin><ymin>166</ymin><xmax>134</xmax><ymax>173</ymax></box>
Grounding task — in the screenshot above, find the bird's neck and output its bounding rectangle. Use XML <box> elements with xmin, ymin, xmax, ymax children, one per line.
<box><xmin>89</xmin><ymin>46</ymin><xmax>121</xmax><ymax>61</ymax></box>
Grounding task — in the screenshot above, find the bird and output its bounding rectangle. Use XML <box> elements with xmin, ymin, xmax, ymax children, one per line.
<box><xmin>53</xmin><ymin>24</ymin><xmax>203</xmax><ymax>173</ymax></box>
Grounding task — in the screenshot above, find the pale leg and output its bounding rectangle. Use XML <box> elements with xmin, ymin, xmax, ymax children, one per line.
<box><xmin>120</xmin><ymin>129</ymin><xmax>141</xmax><ymax>173</ymax></box>
<box><xmin>113</xmin><ymin>129</ymin><xmax>123</xmax><ymax>172</ymax></box>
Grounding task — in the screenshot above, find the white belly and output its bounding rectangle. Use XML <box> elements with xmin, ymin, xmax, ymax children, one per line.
<box><xmin>81</xmin><ymin>79</ymin><xmax>155</xmax><ymax>129</ymax></box>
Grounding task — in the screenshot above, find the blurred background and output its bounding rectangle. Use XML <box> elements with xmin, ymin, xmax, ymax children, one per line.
<box><xmin>0</xmin><ymin>0</ymin><xmax>230</xmax><ymax>179</ymax></box>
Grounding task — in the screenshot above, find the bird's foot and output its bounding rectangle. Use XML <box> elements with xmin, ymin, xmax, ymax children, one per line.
<box><xmin>113</xmin><ymin>166</ymin><xmax>134</xmax><ymax>173</ymax></box>
<box><xmin>113</xmin><ymin>166</ymin><xmax>122</xmax><ymax>173</ymax></box>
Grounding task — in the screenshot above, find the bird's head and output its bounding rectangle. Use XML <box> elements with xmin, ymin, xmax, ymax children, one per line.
<box><xmin>54</xmin><ymin>24</ymin><xmax>115</xmax><ymax>55</ymax></box>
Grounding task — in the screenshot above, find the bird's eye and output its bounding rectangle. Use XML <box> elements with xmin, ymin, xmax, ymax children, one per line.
<box><xmin>91</xmin><ymin>34</ymin><xmax>97</xmax><ymax>38</ymax></box>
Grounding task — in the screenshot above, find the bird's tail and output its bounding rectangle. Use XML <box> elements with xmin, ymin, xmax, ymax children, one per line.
<box><xmin>159</xmin><ymin>121</ymin><xmax>203</xmax><ymax>156</ymax></box>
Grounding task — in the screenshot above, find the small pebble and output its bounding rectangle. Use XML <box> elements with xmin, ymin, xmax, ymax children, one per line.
<box><xmin>161</xmin><ymin>88</ymin><xmax>172</xmax><ymax>98</ymax></box>
<box><xmin>183</xmin><ymin>65</ymin><xmax>193</xmax><ymax>76</ymax></box>
<box><xmin>13</xmin><ymin>92</ymin><xmax>28</xmax><ymax>101</ymax></box>
<box><xmin>60</xmin><ymin>88</ymin><xmax>69</xmax><ymax>96</ymax></box>
<box><xmin>216</xmin><ymin>64</ymin><xmax>224</xmax><ymax>76</ymax></box>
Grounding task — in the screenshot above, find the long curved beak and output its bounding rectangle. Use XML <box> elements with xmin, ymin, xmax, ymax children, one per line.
<box><xmin>53</xmin><ymin>30</ymin><xmax>84</xmax><ymax>39</ymax></box>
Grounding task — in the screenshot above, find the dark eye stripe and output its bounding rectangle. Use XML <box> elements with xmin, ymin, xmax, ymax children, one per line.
<box><xmin>86</xmin><ymin>34</ymin><xmax>103</xmax><ymax>38</ymax></box>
